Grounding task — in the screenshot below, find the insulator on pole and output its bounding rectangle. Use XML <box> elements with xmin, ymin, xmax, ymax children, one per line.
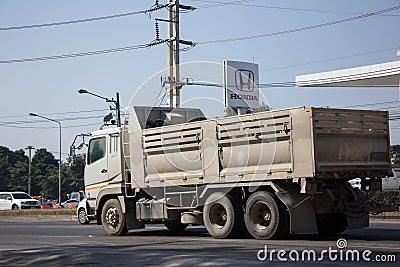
<box><xmin>155</xmin><ymin>21</ymin><xmax>160</xmax><ymax>40</ymax></box>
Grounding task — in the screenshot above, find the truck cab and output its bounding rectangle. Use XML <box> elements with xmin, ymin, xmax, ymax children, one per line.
<box><xmin>84</xmin><ymin>127</ymin><xmax>123</xmax><ymax>213</ymax></box>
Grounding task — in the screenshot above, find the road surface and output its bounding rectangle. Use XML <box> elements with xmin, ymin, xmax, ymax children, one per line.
<box><xmin>0</xmin><ymin>218</ymin><xmax>398</xmax><ymax>266</ymax></box>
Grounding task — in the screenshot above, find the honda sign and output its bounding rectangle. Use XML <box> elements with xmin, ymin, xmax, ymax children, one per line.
<box><xmin>224</xmin><ymin>60</ymin><xmax>259</xmax><ymax>109</ymax></box>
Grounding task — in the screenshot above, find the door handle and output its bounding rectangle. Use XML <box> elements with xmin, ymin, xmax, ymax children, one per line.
<box><xmin>101</xmin><ymin>169</ymin><xmax>107</xmax><ymax>174</ymax></box>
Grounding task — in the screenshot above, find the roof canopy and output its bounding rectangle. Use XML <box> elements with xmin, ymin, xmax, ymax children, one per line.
<box><xmin>296</xmin><ymin>60</ymin><xmax>400</xmax><ymax>87</ymax></box>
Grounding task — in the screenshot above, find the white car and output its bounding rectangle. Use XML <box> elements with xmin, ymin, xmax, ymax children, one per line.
<box><xmin>382</xmin><ymin>170</ymin><xmax>400</xmax><ymax>190</ymax></box>
<box><xmin>0</xmin><ymin>192</ymin><xmax>40</xmax><ymax>210</ymax></box>
<box><xmin>77</xmin><ymin>198</ymin><xmax>95</xmax><ymax>224</ymax></box>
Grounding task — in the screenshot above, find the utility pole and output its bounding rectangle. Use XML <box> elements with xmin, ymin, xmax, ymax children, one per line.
<box><xmin>167</xmin><ymin>0</ymin><xmax>180</xmax><ymax>108</ymax></box>
<box><xmin>25</xmin><ymin>145</ymin><xmax>35</xmax><ymax>195</ymax></box>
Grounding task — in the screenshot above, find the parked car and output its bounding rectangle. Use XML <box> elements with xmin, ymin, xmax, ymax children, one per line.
<box><xmin>76</xmin><ymin>198</ymin><xmax>95</xmax><ymax>225</ymax></box>
<box><xmin>0</xmin><ymin>192</ymin><xmax>40</xmax><ymax>210</ymax></box>
<box><xmin>382</xmin><ymin>170</ymin><xmax>400</xmax><ymax>190</ymax></box>
<box><xmin>60</xmin><ymin>199</ymin><xmax>80</xmax><ymax>209</ymax></box>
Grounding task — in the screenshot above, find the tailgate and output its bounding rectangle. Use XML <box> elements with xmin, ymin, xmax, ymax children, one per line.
<box><xmin>311</xmin><ymin>108</ymin><xmax>391</xmax><ymax>178</ymax></box>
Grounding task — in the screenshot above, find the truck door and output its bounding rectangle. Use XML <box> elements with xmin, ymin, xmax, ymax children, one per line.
<box><xmin>85</xmin><ymin>136</ymin><xmax>108</xmax><ymax>189</ymax></box>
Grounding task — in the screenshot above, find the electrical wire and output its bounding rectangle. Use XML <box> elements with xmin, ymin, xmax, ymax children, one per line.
<box><xmin>192</xmin><ymin>0</ymin><xmax>400</xmax><ymax>16</ymax></box>
<box><xmin>0</xmin><ymin>39</ymin><xmax>167</xmax><ymax>64</ymax></box>
<box><xmin>340</xmin><ymin>100</ymin><xmax>400</xmax><ymax>108</ymax></box>
<box><xmin>261</xmin><ymin>46</ymin><xmax>400</xmax><ymax>72</ymax></box>
<box><xmin>196</xmin><ymin>5</ymin><xmax>400</xmax><ymax>44</ymax></box>
<box><xmin>0</xmin><ymin>5</ymin><xmax>168</xmax><ymax>31</ymax></box>
<box><xmin>195</xmin><ymin>0</ymin><xmax>256</xmax><ymax>8</ymax></box>
<box><xmin>0</xmin><ymin>109</ymin><xmax>110</xmax><ymax>119</ymax></box>
<box><xmin>0</xmin><ymin>115</ymin><xmax>104</xmax><ymax>126</ymax></box>
<box><xmin>0</xmin><ymin>122</ymin><xmax>101</xmax><ymax>129</ymax></box>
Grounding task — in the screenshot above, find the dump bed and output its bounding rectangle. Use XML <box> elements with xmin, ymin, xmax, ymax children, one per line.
<box><xmin>126</xmin><ymin>106</ymin><xmax>390</xmax><ymax>189</ymax></box>
<box><xmin>310</xmin><ymin>107</ymin><xmax>390</xmax><ymax>178</ymax></box>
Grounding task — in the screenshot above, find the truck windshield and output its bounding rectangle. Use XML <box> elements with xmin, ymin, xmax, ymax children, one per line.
<box><xmin>12</xmin><ymin>193</ymin><xmax>32</xmax><ymax>199</ymax></box>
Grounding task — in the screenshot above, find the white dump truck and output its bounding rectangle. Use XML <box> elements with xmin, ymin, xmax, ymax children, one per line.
<box><xmin>82</xmin><ymin>106</ymin><xmax>390</xmax><ymax>239</ymax></box>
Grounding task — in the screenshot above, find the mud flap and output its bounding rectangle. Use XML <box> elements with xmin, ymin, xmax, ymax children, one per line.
<box><xmin>275</xmin><ymin>191</ymin><xmax>318</xmax><ymax>234</ymax></box>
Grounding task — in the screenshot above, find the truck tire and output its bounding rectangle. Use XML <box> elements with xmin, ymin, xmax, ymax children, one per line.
<box><xmin>78</xmin><ymin>208</ymin><xmax>90</xmax><ymax>225</ymax></box>
<box><xmin>101</xmin><ymin>199</ymin><xmax>128</xmax><ymax>236</ymax></box>
<box><xmin>203</xmin><ymin>192</ymin><xmax>245</xmax><ymax>239</ymax></box>
<box><xmin>165</xmin><ymin>221</ymin><xmax>188</xmax><ymax>233</ymax></box>
<box><xmin>244</xmin><ymin>191</ymin><xmax>288</xmax><ymax>240</ymax></box>
<box><xmin>316</xmin><ymin>213</ymin><xmax>348</xmax><ymax>236</ymax></box>
<box><xmin>12</xmin><ymin>204</ymin><xmax>18</xmax><ymax>210</ymax></box>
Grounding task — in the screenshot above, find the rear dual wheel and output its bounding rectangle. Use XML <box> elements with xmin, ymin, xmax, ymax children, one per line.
<box><xmin>244</xmin><ymin>191</ymin><xmax>289</xmax><ymax>240</ymax></box>
<box><xmin>203</xmin><ymin>192</ymin><xmax>246</xmax><ymax>239</ymax></box>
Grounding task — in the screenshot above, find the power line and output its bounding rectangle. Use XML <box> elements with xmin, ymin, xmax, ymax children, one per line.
<box><xmin>0</xmin><ymin>5</ymin><xmax>167</xmax><ymax>31</ymax></box>
<box><xmin>192</xmin><ymin>0</ymin><xmax>400</xmax><ymax>16</ymax></box>
<box><xmin>196</xmin><ymin>5</ymin><xmax>400</xmax><ymax>44</ymax></box>
<box><xmin>0</xmin><ymin>109</ymin><xmax>109</xmax><ymax>119</ymax></box>
<box><xmin>0</xmin><ymin>39</ymin><xmax>167</xmax><ymax>64</ymax></box>
<box><xmin>195</xmin><ymin>0</ymin><xmax>256</xmax><ymax>8</ymax></box>
<box><xmin>0</xmin><ymin>122</ymin><xmax>101</xmax><ymax>129</ymax></box>
<box><xmin>339</xmin><ymin>100</ymin><xmax>400</xmax><ymax>108</ymax></box>
<box><xmin>260</xmin><ymin>46</ymin><xmax>400</xmax><ymax>72</ymax></box>
<box><xmin>0</xmin><ymin>115</ymin><xmax>104</xmax><ymax>126</ymax></box>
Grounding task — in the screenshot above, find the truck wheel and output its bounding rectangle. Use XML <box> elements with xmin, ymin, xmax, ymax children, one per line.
<box><xmin>203</xmin><ymin>192</ymin><xmax>245</xmax><ymax>239</ymax></box>
<box><xmin>78</xmin><ymin>208</ymin><xmax>90</xmax><ymax>225</ymax></box>
<box><xmin>244</xmin><ymin>191</ymin><xmax>288</xmax><ymax>240</ymax></box>
<box><xmin>101</xmin><ymin>199</ymin><xmax>128</xmax><ymax>236</ymax></box>
<box><xmin>165</xmin><ymin>221</ymin><xmax>188</xmax><ymax>233</ymax></box>
<box><xmin>12</xmin><ymin>205</ymin><xmax>18</xmax><ymax>210</ymax></box>
<box><xmin>316</xmin><ymin>214</ymin><xmax>348</xmax><ymax>236</ymax></box>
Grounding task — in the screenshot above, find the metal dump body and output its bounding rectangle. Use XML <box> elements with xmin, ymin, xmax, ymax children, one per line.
<box><xmin>126</xmin><ymin>106</ymin><xmax>390</xmax><ymax>189</ymax></box>
<box><xmin>310</xmin><ymin>107</ymin><xmax>390</xmax><ymax>178</ymax></box>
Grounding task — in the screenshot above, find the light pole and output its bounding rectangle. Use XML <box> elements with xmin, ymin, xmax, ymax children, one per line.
<box><xmin>29</xmin><ymin>113</ymin><xmax>62</xmax><ymax>204</ymax></box>
<box><xmin>78</xmin><ymin>89</ymin><xmax>121</xmax><ymax>127</ymax></box>
<box><xmin>25</xmin><ymin>145</ymin><xmax>35</xmax><ymax>195</ymax></box>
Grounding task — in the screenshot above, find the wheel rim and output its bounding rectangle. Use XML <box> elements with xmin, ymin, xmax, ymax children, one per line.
<box><xmin>209</xmin><ymin>203</ymin><xmax>227</xmax><ymax>229</ymax></box>
<box><xmin>105</xmin><ymin>205</ymin><xmax>119</xmax><ymax>229</ymax></box>
<box><xmin>250</xmin><ymin>201</ymin><xmax>271</xmax><ymax>230</ymax></box>
<box><xmin>79</xmin><ymin>209</ymin><xmax>87</xmax><ymax>223</ymax></box>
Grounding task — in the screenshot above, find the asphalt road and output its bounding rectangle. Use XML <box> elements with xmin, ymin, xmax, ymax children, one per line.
<box><xmin>0</xmin><ymin>218</ymin><xmax>398</xmax><ymax>266</ymax></box>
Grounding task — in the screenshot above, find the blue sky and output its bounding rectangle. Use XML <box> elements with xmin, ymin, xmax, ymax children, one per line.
<box><xmin>0</xmin><ymin>0</ymin><xmax>399</xmax><ymax>157</ymax></box>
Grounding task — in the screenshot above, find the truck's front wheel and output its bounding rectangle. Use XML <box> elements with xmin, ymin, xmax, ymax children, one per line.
<box><xmin>101</xmin><ymin>199</ymin><xmax>128</xmax><ymax>236</ymax></box>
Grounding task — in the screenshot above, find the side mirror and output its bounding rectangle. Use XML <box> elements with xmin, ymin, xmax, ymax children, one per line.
<box><xmin>6</xmin><ymin>197</ymin><xmax>12</xmax><ymax>201</ymax></box>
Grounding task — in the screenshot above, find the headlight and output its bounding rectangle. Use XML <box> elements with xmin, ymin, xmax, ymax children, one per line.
<box><xmin>21</xmin><ymin>201</ymin><xmax>26</xmax><ymax>204</ymax></box>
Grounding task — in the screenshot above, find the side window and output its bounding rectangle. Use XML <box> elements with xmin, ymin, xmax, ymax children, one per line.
<box><xmin>110</xmin><ymin>135</ymin><xmax>119</xmax><ymax>154</ymax></box>
<box><xmin>87</xmin><ymin>137</ymin><xmax>106</xmax><ymax>165</ymax></box>
<box><xmin>0</xmin><ymin>194</ymin><xmax>6</xmax><ymax>200</ymax></box>
<box><xmin>2</xmin><ymin>194</ymin><xmax>12</xmax><ymax>200</ymax></box>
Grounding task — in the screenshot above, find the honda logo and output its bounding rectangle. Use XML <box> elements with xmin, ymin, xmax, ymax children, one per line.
<box><xmin>235</xmin><ymin>69</ymin><xmax>255</xmax><ymax>92</ymax></box>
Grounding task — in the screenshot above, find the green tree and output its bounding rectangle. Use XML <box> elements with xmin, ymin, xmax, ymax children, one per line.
<box><xmin>31</xmin><ymin>148</ymin><xmax>58</xmax><ymax>196</ymax></box>
<box><xmin>391</xmin><ymin>145</ymin><xmax>400</xmax><ymax>168</ymax></box>
<box><xmin>224</xmin><ymin>102</ymin><xmax>271</xmax><ymax>117</ymax></box>
<box><xmin>253</xmin><ymin>102</ymin><xmax>271</xmax><ymax>113</ymax></box>
<box><xmin>0</xmin><ymin>146</ymin><xmax>28</xmax><ymax>192</ymax></box>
